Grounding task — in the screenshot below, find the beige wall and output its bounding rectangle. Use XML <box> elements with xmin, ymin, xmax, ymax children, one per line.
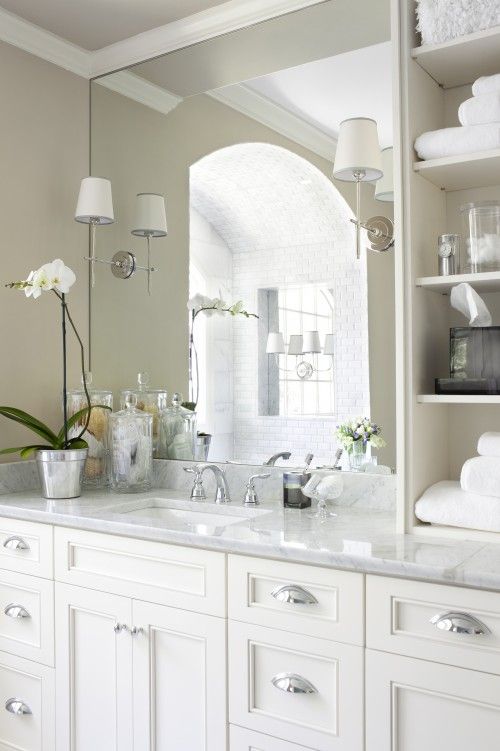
<box><xmin>91</xmin><ymin>86</ymin><xmax>396</xmax><ymax>466</ymax></box>
<box><xmin>0</xmin><ymin>42</ymin><xmax>89</xmax><ymax>457</ymax></box>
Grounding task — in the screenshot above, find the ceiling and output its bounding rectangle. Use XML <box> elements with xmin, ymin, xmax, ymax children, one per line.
<box><xmin>0</xmin><ymin>0</ymin><xmax>227</xmax><ymax>50</ymax></box>
<box><xmin>243</xmin><ymin>41</ymin><xmax>393</xmax><ymax>148</ymax></box>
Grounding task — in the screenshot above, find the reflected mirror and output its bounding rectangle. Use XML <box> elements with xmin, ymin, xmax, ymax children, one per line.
<box><xmin>89</xmin><ymin>0</ymin><xmax>396</xmax><ymax>471</ymax></box>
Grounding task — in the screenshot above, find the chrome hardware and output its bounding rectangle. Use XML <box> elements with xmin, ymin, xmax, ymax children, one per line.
<box><xmin>244</xmin><ymin>474</ymin><xmax>270</xmax><ymax>505</ymax></box>
<box><xmin>184</xmin><ymin>466</ymin><xmax>206</xmax><ymax>501</ymax></box>
<box><xmin>271</xmin><ymin>672</ymin><xmax>317</xmax><ymax>694</ymax></box>
<box><xmin>187</xmin><ymin>464</ymin><xmax>231</xmax><ymax>504</ymax></box>
<box><xmin>5</xmin><ymin>698</ymin><xmax>32</xmax><ymax>715</ymax></box>
<box><xmin>430</xmin><ymin>611</ymin><xmax>490</xmax><ymax>636</ymax></box>
<box><xmin>264</xmin><ymin>452</ymin><xmax>291</xmax><ymax>466</ymax></box>
<box><xmin>113</xmin><ymin>622</ymin><xmax>129</xmax><ymax>634</ymax></box>
<box><xmin>271</xmin><ymin>584</ymin><xmax>318</xmax><ymax>605</ymax></box>
<box><xmin>3</xmin><ymin>536</ymin><xmax>29</xmax><ymax>551</ymax></box>
<box><xmin>130</xmin><ymin>626</ymin><xmax>144</xmax><ymax>636</ymax></box>
<box><xmin>4</xmin><ymin>604</ymin><xmax>30</xmax><ymax>619</ymax></box>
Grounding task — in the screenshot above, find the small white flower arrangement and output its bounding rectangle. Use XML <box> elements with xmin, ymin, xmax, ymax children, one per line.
<box><xmin>336</xmin><ymin>417</ymin><xmax>386</xmax><ymax>453</ymax></box>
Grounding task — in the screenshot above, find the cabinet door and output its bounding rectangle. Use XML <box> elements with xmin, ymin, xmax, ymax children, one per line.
<box><xmin>55</xmin><ymin>583</ymin><xmax>133</xmax><ymax>751</ymax></box>
<box><xmin>132</xmin><ymin>600</ymin><xmax>226</xmax><ymax>751</ymax></box>
<box><xmin>366</xmin><ymin>649</ymin><xmax>500</xmax><ymax>751</ymax></box>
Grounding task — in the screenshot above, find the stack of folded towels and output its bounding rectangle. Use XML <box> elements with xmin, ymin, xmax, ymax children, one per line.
<box><xmin>415</xmin><ymin>73</ymin><xmax>500</xmax><ymax>160</ymax></box>
<box><xmin>416</xmin><ymin>431</ymin><xmax>500</xmax><ymax>532</ymax></box>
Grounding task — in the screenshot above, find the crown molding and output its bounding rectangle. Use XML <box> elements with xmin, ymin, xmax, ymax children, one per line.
<box><xmin>95</xmin><ymin>71</ymin><xmax>182</xmax><ymax>115</ymax></box>
<box><xmin>209</xmin><ymin>83</ymin><xmax>336</xmax><ymax>161</ymax></box>
<box><xmin>90</xmin><ymin>0</ymin><xmax>326</xmax><ymax>77</ymax></box>
<box><xmin>0</xmin><ymin>6</ymin><xmax>91</xmax><ymax>77</ymax></box>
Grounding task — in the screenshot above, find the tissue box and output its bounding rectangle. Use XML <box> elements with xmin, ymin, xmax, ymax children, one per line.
<box><xmin>450</xmin><ymin>327</ymin><xmax>500</xmax><ymax>380</ymax></box>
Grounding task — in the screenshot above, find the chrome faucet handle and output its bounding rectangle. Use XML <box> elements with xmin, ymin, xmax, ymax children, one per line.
<box><xmin>183</xmin><ymin>466</ymin><xmax>206</xmax><ymax>501</ymax></box>
<box><xmin>244</xmin><ymin>473</ymin><xmax>271</xmax><ymax>505</ymax></box>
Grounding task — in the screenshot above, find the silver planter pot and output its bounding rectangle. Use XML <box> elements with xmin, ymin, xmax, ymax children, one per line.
<box><xmin>36</xmin><ymin>449</ymin><xmax>88</xmax><ymax>500</ymax></box>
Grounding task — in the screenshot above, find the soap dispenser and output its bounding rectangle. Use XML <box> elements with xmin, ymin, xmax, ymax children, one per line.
<box><xmin>158</xmin><ymin>393</ymin><xmax>196</xmax><ymax>460</ymax></box>
<box><xmin>120</xmin><ymin>372</ymin><xmax>167</xmax><ymax>457</ymax></box>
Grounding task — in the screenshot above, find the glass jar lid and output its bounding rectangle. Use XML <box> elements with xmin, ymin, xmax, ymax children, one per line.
<box><xmin>111</xmin><ymin>393</ymin><xmax>153</xmax><ymax>422</ymax></box>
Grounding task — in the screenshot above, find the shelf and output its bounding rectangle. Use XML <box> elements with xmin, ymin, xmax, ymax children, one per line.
<box><xmin>417</xmin><ymin>394</ymin><xmax>500</xmax><ymax>404</ymax></box>
<box><xmin>413</xmin><ymin>149</ymin><xmax>500</xmax><ymax>191</ymax></box>
<box><xmin>416</xmin><ymin>271</ymin><xmax>500</xmax><ymax>294</ymax></box>
<box><xmin>412</xmin><ymin>26</ymin><xmax>500</xmax><ymax>88</ymax></box>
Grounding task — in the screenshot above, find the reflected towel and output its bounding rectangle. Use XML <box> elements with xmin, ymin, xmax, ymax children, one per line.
<box><xmin>461</xmin><ymin>456</ymin><xmax>500</xmax><ymax>498</ymax></box>
<box><xmin>478</xmin><ymin>432</ymin><xmax>500</xmax><ymax>457</ymax></box>
<box><xmin>416</xmin><ymin>481</ymin><xmax>500</xmax><ymax>533</ymax></box>
<box><xmin>472</xmin><ymin>73</ymin><xmax>500</xmax><ymax>97</ymax></box>
<box><xmin>414</xmin><ymin>124</ymin><xmax>500</xmax><ymax>160</ymax></box>
<box><xmin>459</xmin><ymin>92</ymin><xmax>500</xmax><ymax>126</ymax></box>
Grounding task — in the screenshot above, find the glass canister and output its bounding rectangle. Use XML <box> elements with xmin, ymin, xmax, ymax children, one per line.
<box><xmin>108</xmin><ymin>394</ymin><xmax>153</xmax><ymax>492</ymax></box>
<box><xmin>120</xmin><ymin>372</ymin><xmax>167</xmax><ymax>458</ymax></box>
<box><xmin>158</xmin><ymin>393</ymin><xmax>196</xmax><ymax>460</ymax></box>
<box><xmin>66</xmin><ymin>373</ymin><xmax>113</xmax><ymax>488</ymax></box>
<box><xmin>460</xmin><ymin>201</ymin><xmax>500</xmax><ymax>273</ymax></box>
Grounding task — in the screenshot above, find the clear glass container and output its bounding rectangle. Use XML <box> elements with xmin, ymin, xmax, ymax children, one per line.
<box><xmin>109</xmin><ymin>394</ymin><xmax>153</xmax><ymax>492</ymax></box>
<box><xmin>158</xmin><ymin>393</ymin><xmax>196</xmax><ymax>460</ymax></box>
<box><xmin>66</xmin><ymin>373</ymin><xmax>113</xmax><ymax>488</ymax></box>
<box><xmin>120</xmin><ymin>372</ymin><xmax>167</xmax><ymax>458</ymax></box>
<box><xmin>460</xmin><ymin>201</ymin><xmax>500</xmax><ymax>272</ymax></box>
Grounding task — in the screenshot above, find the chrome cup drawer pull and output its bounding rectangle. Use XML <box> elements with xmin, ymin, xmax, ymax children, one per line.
<box><xmin>271</xmin><ymin>672</ymin><xmax>317</xmax><ymax>694</ymax></box>
<box><xmin>430</xmin><ymin>611</ymin><xmax>490</xmax><ymax>636</ymax></box>
<box><xmin>4</xmin><ymin>604</ymin><xmax>30</xmax><ymax>619</ymax></box>
<box><xmin>3</xmin><ymin>536</ymin><xmax>30</xmax><ymax>552</ymax></box>
<box><xmin>271</xmin><ymin>584</ymin><xmax>318</xmax><ymax>605</ymax></box>
<box><xmin>5</xmin><ymin>698</ymin><xmax>32</xmax><ymax>715</ymax></box>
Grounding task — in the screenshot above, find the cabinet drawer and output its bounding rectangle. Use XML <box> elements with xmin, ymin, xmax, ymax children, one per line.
<box><xmin>230</xmin><ymin>726</ymin><xmax>313</xmax><ymax>750</ymax></box>
<box><xmin>229</xmin><ymin>621</ymin><xmax>363</xmax><ymax>751</ymax></box>
<box><xmin>0</xmin><ymin>570</ymin><xmax>54</xmax><ymax>665</ymax></box>
<box><xmin>55</xmin><ymin>527</ymin><xmax>226</xmax><ymax>616</ymax></box>
<box><xmin>0</xmin><ymin>650</ymin><xmax>54</xmax><ymax>751</ymax></box>
<box><xmin>228</xmin><ymin>555</ymin><xmax>363</xmax><ymax>644</ymax></box>
<box><xmin>0</xmin><ymin>517</ymin><xmax>53</xmax><ymax>579</ymax></box>
<box><xmin>367</xmin><ymin>575</ymin><xmax>500</xmax><ymax>673</ymax></box>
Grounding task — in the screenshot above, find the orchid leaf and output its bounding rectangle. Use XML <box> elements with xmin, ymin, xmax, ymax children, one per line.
<box><xmin>66</xmin><ymin>438</ymin><xmax>88</xmax><ymax>449</ymax></box>
<box><xmin>20</xmin><ymin>445</ymin><xmax>51</xmax><ymax>459</ymax></box>
<box><xmin>0</xmin><ymin>407</ymin><xmax>60</xmax><ymax>446</ymax></box>
<box><xmin>57</xmin><ymin>405</ymin><xmax>111</xmax><ymax>443</ymax></box>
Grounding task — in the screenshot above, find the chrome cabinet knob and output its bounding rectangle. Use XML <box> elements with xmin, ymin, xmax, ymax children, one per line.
<box><xmin>271</xmin><ymin>584</ymin><xmax>318</xmax><ymax>605</ymax></box>
<box><xmin>4</xmin><ymin>604</ymin><xmax>30</xmax><ymax>619</ymax></box>
<box><xmin>3</xmin><ymin>536</ymin><xmax>30</xmax><ymax>551</ymax></box>
<box><xmin>5</xmin><ymin>698</ymin><xmax>32</xmax><ymax>715</ymax></box>
<box><xmin>271</xmin><ymin>672</ymin><xmax>317</xmax><ymax>694</ymax></box>
<box><xmin>130</xmin><ymin>626</ymin><xmax>144</xmax><ymax>636</ymax></box>
<box><xmin>430</xmin><ymin>611</ymin><xmax>490</xmax><ymax>636</ymax></box>
<box><xmin>113</xmin><ymin>622</ymin><xmax>128</xmax><ymax>634</ymax></box>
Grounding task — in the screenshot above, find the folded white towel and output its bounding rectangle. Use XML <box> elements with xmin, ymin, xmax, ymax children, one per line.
<box><xmin>478</xmin><ymin>432</ymin><xmax>500</xmax><ymax>457</ymax></box>
<box><xmin>414</xmin><ymin>124</ymin><xmax>500</xmax><ymax>160</ymax></box>
<box><xmin>416</xmin><ymin>481</ymin><xmax>500</xmax><ymax>533</ymax></box>
<box><xmin>461</xmin><ymin>456</ymin><xmax>500</xmax><ymax>498</ymax></box>
<box><xmin>472</xmin><ymin>73</ymin><xmax>500</xmax><ymax>97</ymax></box>
<box><xmin>459</xmin><ymin>92</ymin><xmax>500</xmax><ymax>126</ymax></box>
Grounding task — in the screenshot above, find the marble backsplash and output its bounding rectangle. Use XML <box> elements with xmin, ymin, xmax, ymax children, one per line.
<box><xmin>0</xmin><ymin>459</ymin><xmax>397</xmax><ymax>511</ymax></box>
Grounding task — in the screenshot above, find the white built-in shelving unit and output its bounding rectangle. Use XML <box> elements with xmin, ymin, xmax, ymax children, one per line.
<box><xmin>396</xmin><ymin>3</ymin><xmax>500</xmax><ymax>538</ymax></box>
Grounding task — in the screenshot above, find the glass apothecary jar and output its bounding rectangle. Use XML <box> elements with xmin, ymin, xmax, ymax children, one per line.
<box><xmin>66</xmin><ymin>373</ymin><xmax>112</xmax><ymax>488</ymax></box>
<box><xmin>460</xmin><ymin>201</ymin><xmax>500</xmax><ymax>272</ymax></box>
<box><xmin>158</xmin><ymin>393</ymin><xmax>196</xmax><ymax>460</ymax></box>
<box><xmin>120</xmin><ymin>372</ymin><xmax>167</xmax><ymax>458</ymax></box>
<box><xmin>109</xmin><ymin>394</ymin><xmax>153</xmax><ymax>492</ymax></box>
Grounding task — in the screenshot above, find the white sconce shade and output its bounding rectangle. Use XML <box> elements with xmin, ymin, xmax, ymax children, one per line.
<box><xmin>302</xmin><ymin>330</ymin><xmax>321</xmax><ymax>354</ymax></box>
<box><xmin>323</xmin><ymin>334</ymin><xmax>335</xmax><ymax>355</ymax></box>
<box><xmin>375</xmin><ymin>147</ymin><xmax>394</xmax><ymax>202</ymax></box>
<box><xmin>332</xmin><ymin>118</ymin><xmax>383</xmax><ymax>182</ymax></box>
<box><xmin>131</xmin><ymin>193</ymin><xmax>167</xmax><ymax>237</ymax></box>
<box><xmin>266</xmin><ymin>332</ymin><xmax>285</xmax><ymax>354</ymax></box>
<box><xmin>75</xmin><ymin>177</ymin><xmax>114</xmax><ymax>224</ymax></box>
<box><xmin>288</xmin><ymin>334</ymin><xmax>304</xmax><ymax>356</ymax></box>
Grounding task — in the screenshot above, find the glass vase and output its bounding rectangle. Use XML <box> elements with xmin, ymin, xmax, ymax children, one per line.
<box><xmin>349</xmin><ymin>440</ymin><xmax>371</xmax><ymax>471</ymax></box>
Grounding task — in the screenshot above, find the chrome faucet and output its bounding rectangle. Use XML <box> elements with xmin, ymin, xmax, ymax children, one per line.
<box><xmin>264</xmin><ymin>451</ymin><xmax>291</xmax><ymax>466</ymax></box>
<box><xmin>184</xmin><ymin>464</ymin><xmax>231</xmax><ymax>504</ymax></box>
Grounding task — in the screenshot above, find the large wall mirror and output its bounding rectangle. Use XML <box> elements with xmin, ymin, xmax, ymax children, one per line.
<box><xmin>89</xmin><ymin>0</ymin><xmax>397</xmax><ymax>471</ymax></box>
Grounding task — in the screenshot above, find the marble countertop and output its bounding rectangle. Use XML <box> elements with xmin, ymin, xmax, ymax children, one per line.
<box><xmin>0</xmin><ymin>487</ymin><xmax>499</xmax><ymax>591</ymax></box>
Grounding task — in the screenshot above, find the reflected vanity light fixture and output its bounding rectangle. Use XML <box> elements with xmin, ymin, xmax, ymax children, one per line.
<box><xmin>75</xmin><ymin>177</ymin><xmax>114</xmax><ymax>288</ymax></box>
<box><xmin>131</xmin><ymin>193</ymin><xmax>168</xmax><ymax>295</ymax></box>
<box><xmin>375</xmin><ymin>147</ymin><xmax>394</xmax><ymax>203</ymax></box>
<box><xmin>266</xmin><ymin>330</ymin><xmax>334</xmax><ymax>380</ymax></box>
<box><xmin>332</xmin><ymin>118</ymin><xmax>394</xmax><ymax>258</ymax></box>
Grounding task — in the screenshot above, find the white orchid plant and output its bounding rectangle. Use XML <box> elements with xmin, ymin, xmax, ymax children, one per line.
<box><xmin>187</xmin><ymin>294</ymin><xmax>258</xmax><ymax>409</ymax></box>
<box><xmin>1</xmin><ymin>259</ymin><xmax>105</xmax><ymax>458</ymax></box>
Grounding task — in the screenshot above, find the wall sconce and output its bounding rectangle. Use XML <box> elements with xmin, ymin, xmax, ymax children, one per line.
<box><xmin>131</xmin><ymin>193</ymin><xmax>168</xmax><ymax>295</ymax></box>
<box><xmin>75</xmin><ymin>177</ymin><xmax>114</xmax><ymax>288</ymax></box>
<box><xmin>332</xmin><ymin>118</ymin><xmax>394</xmax><ymax>258</ymax></box>
<box><xmin>266</xmin><ymin>331</ymin><xmax>334</xmax><ymax>380</ymax></box>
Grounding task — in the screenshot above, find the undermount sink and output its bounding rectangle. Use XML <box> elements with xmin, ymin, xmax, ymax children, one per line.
<box><xmin>114</xmin><ymin>498</ymin><xmax>270</xmax><ymax>533</ymax></box>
